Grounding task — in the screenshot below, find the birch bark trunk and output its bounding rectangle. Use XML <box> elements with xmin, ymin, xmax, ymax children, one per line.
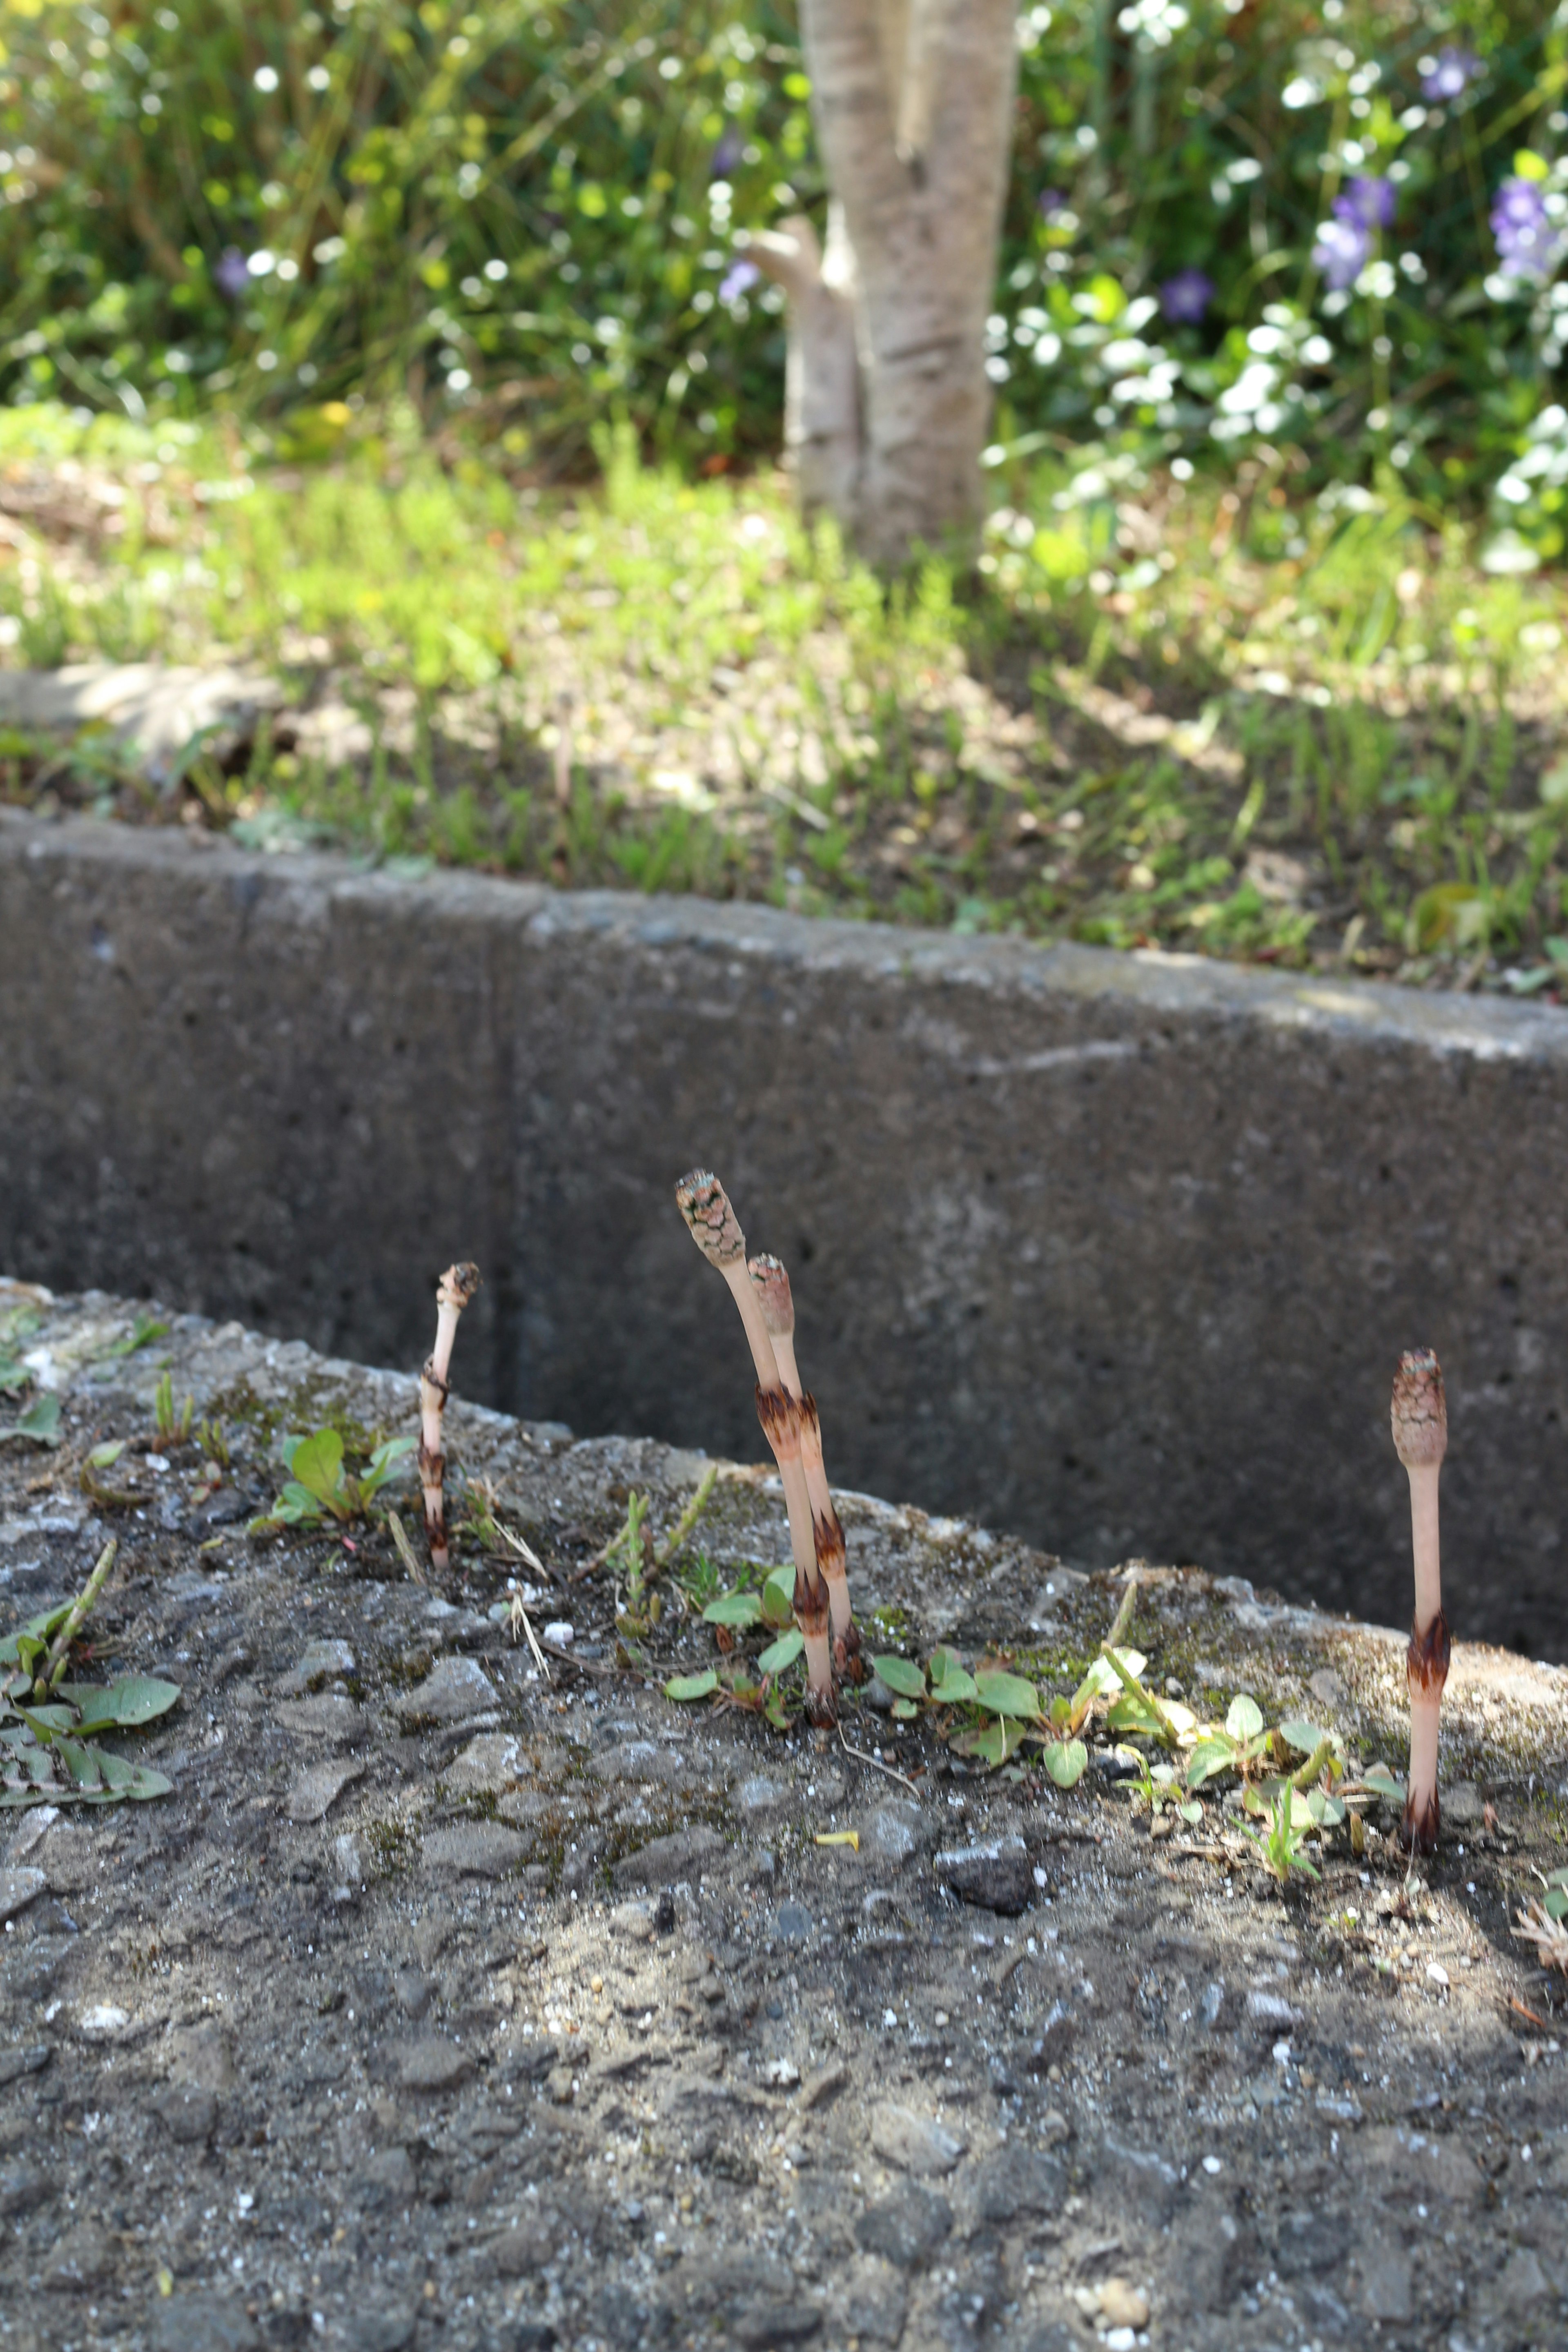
<box><xmin>745</xmin><ymin>0</ymin><xmax>1018</xmax><ymax>569</ymax></box>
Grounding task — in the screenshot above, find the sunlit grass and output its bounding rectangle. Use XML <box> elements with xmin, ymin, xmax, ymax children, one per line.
<box><xmin>1</xmin><ymin>403</ymin><xmax>1566</xmax><ymax>996</ymax></box>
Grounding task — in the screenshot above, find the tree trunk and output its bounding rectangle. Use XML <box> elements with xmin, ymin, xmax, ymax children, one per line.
<box><xmin>747</xmin><ymin>0</ymin><xmax>1018</xmax><ymax>570</ymax></box>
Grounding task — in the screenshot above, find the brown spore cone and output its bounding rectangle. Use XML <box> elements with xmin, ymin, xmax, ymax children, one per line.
<box><xmin>1391</xmin><ymin>1348</ymin><xmax>1447</xmax><ymax>1468</ymax></box>
<box><xmin>675</xmin><ymin>1169</ymin><xmax>746</xmax><ymax>1265</ymax></box>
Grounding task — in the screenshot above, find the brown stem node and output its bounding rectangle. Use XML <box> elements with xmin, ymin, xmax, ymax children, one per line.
<box><xmin>1400</xmin><ymin>1786</ymin><xmax>1441</xmax><ymax>1855</ymax></box>
<box><xmin>1406</xmin><ymin>1607</ymin><xmax>1451</xmax><ymax>1696</ymax></box>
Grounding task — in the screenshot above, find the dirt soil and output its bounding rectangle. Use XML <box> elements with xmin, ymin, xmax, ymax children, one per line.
<box><xmin>1</xmin><ymin>1280</ymin><xmax>1565</xmax><ymax>2352</ymax></box>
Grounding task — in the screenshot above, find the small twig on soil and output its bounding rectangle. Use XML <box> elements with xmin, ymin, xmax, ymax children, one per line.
<box><xmin>838</xmin><ymin>1719</ymin><xmax>920</xmax><ymax>1797</ymax></box>
<box><xmin>386</xmin><ymin>1508</ymin><xmax>424</xmax><ymax>1587</ymax></box>
<box><xmin>419</xmin><ymin>1260</ymin><xmax>481</xmax><ymax>1576</ymax></box>
<box><xmin>510</xmin><ymin>1597</ymin><xmax>552</xmax><ymax>1681</ymax></box>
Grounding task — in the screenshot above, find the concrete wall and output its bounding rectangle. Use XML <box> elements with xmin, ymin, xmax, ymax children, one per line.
<box><xmin>4</xmin><ymin>809</ymin><xmax>1566</xmax><ymax>1657</ymax></box>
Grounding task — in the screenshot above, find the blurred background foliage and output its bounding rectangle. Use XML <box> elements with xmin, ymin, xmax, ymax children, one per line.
<box><xmin>2</xmin><ymin>0</ymin><xmax>1567</xmax><ymax>555</ymax></box>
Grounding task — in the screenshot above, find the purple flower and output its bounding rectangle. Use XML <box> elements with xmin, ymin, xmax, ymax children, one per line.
<box><xmin>214</xmin><ymin>246</ymin><xmax>249</xmax><ymax>300</ymax></box>
<box><xmin>1420</xmin><ymin>46</ymin><xmax>1479</xmax><ymax>102</ymax></box>
<box><xmin>709</xmin><ymin>127</ymin><xmax>742</xmax><ymax>180</ymax></box>
<box><xmin>1159</xmin><ymin>267</ymin><xmax>1214</xmax><ymax>324</ymax></box>
<box><xmin>1313</xmin><ymin>214</ymin><xmax>1370</xmax><ymax>292</ymax></box>
<box><xmin>1341</xmin><ymin>174</ymin><xmax>1394</xmax><ymax>231</ymax></box>
<box><xmin>1491</xmin><ymin>176</ymin><xmax>1561</xmax><ymax>280</ymax></box>
<box><xmin>1037</xmin><ymin>189</ymin><xmax>1067</xmax><ymax>218</ymax></box>
<box><xmin>717</xmin><ymin>258</ymin><xmax>760</xmax><ymax>304</ymax></box>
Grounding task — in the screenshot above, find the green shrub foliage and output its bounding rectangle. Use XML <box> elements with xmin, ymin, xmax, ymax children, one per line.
<box><xmin>0</xmin><ymin>1</ymin><xmax>1565</xmax><ymax>528</ymax></box>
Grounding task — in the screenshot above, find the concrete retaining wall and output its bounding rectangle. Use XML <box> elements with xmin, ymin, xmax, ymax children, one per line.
<box><xmin>4</xmin><ymin>808</ymin><xmax>1566</xmax><ymax>1656</ymax></box>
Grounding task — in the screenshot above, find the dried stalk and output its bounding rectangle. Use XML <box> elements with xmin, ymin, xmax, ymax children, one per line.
<box><xmin>1391</xmin><ymin>1349</ymin><xmax>1450</xmax><ymax>1855</ymax></box>
<box><xmin>676</xmin><ymin>1172</ymin><xmax>834</xmax><ymax>1720</ymax></box>
<box><xmin>419</xmin><ymin>1261</ymin><xmax>481</xmax><ymax>1576</ymax></box>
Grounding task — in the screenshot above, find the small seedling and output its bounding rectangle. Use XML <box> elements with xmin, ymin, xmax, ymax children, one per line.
<box><xmin>1185</xmin><ymin>1695</ymin><xmax>1275</xmax><ymax>1790</ymax></box>
<box><xmin>95</xmin><ymin>1313</ymin><xmax>172</xmax><ymax>1362</ymax></box>
<box><xmin>1</xmin><ymin>1540</ymin><xmax>179</xmax><ymax>1807</ymax></box>
<box><xmin>608</xmin><ymin>1492</ymin><xmax>657</xmax><ymax>1635</ymax></box>
<box><xmin>153</xmin><ymin>1370</ymin><xmax>194</xmax><ymax>1449</ymax></box>
<box><xmin>860</xmin><ymin>1645</ymin><xmax>1088</xmax><ymax>1784</ymax></box>
<box><xmin>1239</xmin><ymin>1782</ymin><xmax>1323</xmax><ymax>1886</ymax></box>
<box><xmin>194</xmin><ymin>1416</ymin><xmax>231</xmax><ymax>1471</ymax></box>
<box><xmin>249</xmin><ymin>1426</ymin><xmax>414</xmax><ymax>1533</ymax></box>
<box><xmin>1128</xmin><ymin>1753</ymin><xmax>1204</xmax><ymax>1825</ymax></box>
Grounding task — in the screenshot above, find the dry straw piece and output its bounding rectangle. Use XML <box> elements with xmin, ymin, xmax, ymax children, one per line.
<box><xmin>1391</xmin><ymin>1348</ymin><xmax>1450</xmax><ymax>1855</ymax></box>
<box><xmin>675</xmin><ymin>1172</ymin><xmax>853</xmax><ymax>1719</ymax></box>
<box><xmin>419</xmin><ymin>1261</ymin><xmax>481</xmax><ymax>1576</ymax></box>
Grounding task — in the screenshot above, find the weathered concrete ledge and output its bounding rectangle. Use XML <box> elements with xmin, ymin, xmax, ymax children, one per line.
<box><xmin>3</xmin><ymin>808</ymin><xmax>1566</xmax><ymax>1656</ymax></box>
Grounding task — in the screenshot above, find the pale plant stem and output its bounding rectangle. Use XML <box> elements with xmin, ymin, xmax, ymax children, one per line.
<box><xmin>1408</xmin><ymin>1461</ymin><xmax>1441</xmax><ymax>1633</ymax></box>
<box><xmin>418</xmin><ymin>1261</ymin><xmax>480</xmax><ymax>1576</ymax></box>
<box><xmin>38</xmin><ymin>1539</ymin><xmax>117</xmax><ymax>1693</ymax></box>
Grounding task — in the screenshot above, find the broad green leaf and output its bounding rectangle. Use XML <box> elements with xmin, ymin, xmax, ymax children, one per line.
<box><xmin>288</xmin><ymin>1428</ymin><xmax>345</xmax><ymax>1505</ymax></box>
<box><xmin>1177</xmin><ymin>1799</ymin><xmax>1204</xmax><ymax>1824</ymax></box>
<box><xmin>85</xmin><ymin>1747</ymin><xmax>174</xmax><ymax>1801</ymax></box>
<box><xmin>967</xmin><ymin>1717</ymin><xmax>1011</xmax><ymax>1768</ymax></box>
<box><xmin>87</xmin><ymin>1440</ymin><xmax>127</xmax><ymax>1468</ymax></box>
<box><xmin>951</xmin><ymin>1716</ymin><xmax>1027</xmax><ymax>1766</ymax></box>
<box><xmin>1225</xmin><ymin>1693</ymin><xmax>1264</xmax><ymax>1742</ymax></box>
<box><xmin>1546</xmin><ymin>1888</ymin><xmax>1568</xmax><ymax>1922</ymax></box>
<box><xmin>359</xmin><ymin>1434</ymin><xmax>415</xmax><ymax>1499</ymax></box>
<box><xmin>18</xmin><ymin>1703</ymin><xmax>77</xmax><ymax>1734</ymax></box>
<box><xmin>664</xmin><ymin>1668</ymin><xmax>719</xmax><ymax>1702</ymax></box>
<box><xmin>1545</xmin><ymin>1865</ymin><xmax>1568</xmax><ymax>1888</ymax></box>
<box><xmin>1244</xmin><ymin>1780</ymin><xmax>1315</xmax><ymax>1829</ymax></box>
<box><xmin>1185</xmin><ymin>1736</ymin><xmax>1235</xmax><ymax>1788</ymax></box>
<box><xmin>1040</xmin><ymin>1737</ymin><xmax>1087</xmax><ymax>1789</ymax></box>
<box><xmin>756</xmin><ymin>1629</ymin><xmax>804</xmax><ymax>1677</ymax></box>
<box><xmin>1106</xmin><ymin>1690</ymin><xmax>1166</xmax><ymax>1734</ymax></box>
<box><xmin>261</xmin><ymin>1482</ymin><xmax>325</xmax><ymax>1526</ymax></box>
<box><xmin>52</xmin><ymin>1736</ymin><xmax>105</xmax><ymax>1791</ymax></box>
<box><xmin>1359</xmin><ymin>1763</ymin><xmax>1405</xmax><ymax>1804</ymax></box>
<box><xmin>974</xmin><ymin>1669</ymin><xmax>1043</xmax><ymax>1722</ymax></box>
<box><xmin>1075</xmin><ymin>1647</ymin><xmax>1147</xmax><ymax>1703</ymax></box>
<box><xmin>1048</xmin><ymin>1695</ymin><xmax>1073</xmax><ymax>1728</ymax></box>
<box><xmin>4</xmin><ymin>1392</ymin><xmax>61</xmax><ymax>1446</ymax></box>
<box><xmin>1304</xmin><ymin>1789</ymin><xmax>1346</xmax><ymax>1827</ymax></box>
<box><xmin>702</xmin><ymin>1590</ymin><xmax>764</xmax><ymax>1628</ymax></box>
<box><xmin>891</xmin><ymin>1697</ymin><xmax>920</xmax><ymax>1720</ymax></box>
<box><xmin>870</xmin><ymin>1654</ymin><xmax>927</xmax><ymax>1701</ymax></box>
<box><xmin>929</xmin><ymin>1661</ymin><xmax>978</xmax><ymax>1704</ymax></box>
<box><xmin>58</xmin><ymin>1676</ymin><xmax>180</xmax><ymax>1731</ymax></box>
<box><xmin>760</xmin><ymin>1568</ymin><xmax>795</xmax><ymax>1628</ymax></box>
<box><xmin>1278</xmin><ymin>1719</ymin><xmax>1330</xmax><ymax>1756</ymax></box>
<box><xmin>0</xmin><ymin>1352</ymin><xmax>29</xmax><ymax>1397</ymax></box>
